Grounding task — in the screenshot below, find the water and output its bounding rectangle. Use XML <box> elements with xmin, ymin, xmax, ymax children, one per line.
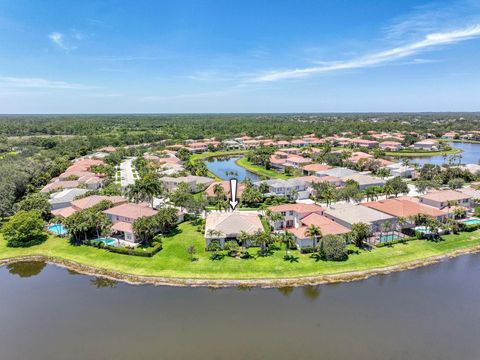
<box><xmin>411</xmin><ymin>142</ymin><xmax>480</xmax><ymax>166</ymax></box>
<box><xmin>205</xmin><ymin>156</ymin><xmax>260</xmax><ymax>181</ymax></box>
<box><xmin>461</xmin><ymin>218</ymin><xmax>480</xmax><ymax>226</ymax></box>
<box><xmin>2</xmin><ymin>256</ymin><xmax>480</xmax><ymax>360</ymax></box>
<box><xmin>92</xmin><ymin>237</ymin><xmax>118</xmax><ymax>246</ymax></box>
<box><xmin>48</xmin><ymin>223</ymin><xmax>67</xmax><ymax>236</ymax></box>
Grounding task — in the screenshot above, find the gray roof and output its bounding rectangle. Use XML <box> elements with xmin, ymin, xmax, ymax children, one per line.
<box><xmin>316</xmin><ymin>167</ymin><xmax>358</xmax><ymax>178</ymax></box>
<box><xmin>255</xmin><ymin>178</ymin><xmax>306</xmax><ymax>188</ymax></box>
<box><xmin>49</xmin><ymin>188</ymin><xmax>90</xmax><ymax>205</ymax></box>
<box><xmin>343</xmin><ymin>174</ymin><xmax>385</xmax><ymax>186</ymax></box>
<box><xmin>457</xmin><ymin>187</ymin><xmax>480</xmax><ymax>199</ymax></box>
<box><xmin>324</xmin><ymin>203</ymin><xmax>394</xmax><ymax>225</ymax></box>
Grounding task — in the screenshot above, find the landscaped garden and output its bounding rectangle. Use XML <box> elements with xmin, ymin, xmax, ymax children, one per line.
<box><xmin>2</xmin><ymin>221</ymin><xmax>480</xmax><ymax>281</ymax></box>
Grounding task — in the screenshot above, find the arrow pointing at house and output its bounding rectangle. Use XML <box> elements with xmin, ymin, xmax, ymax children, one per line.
<box><xmin>229</xmin><ymin>178</ymin><xmax>239</xmax><ymax>210</ymax></box>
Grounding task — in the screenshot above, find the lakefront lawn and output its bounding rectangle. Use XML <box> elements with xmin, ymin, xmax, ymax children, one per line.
<box><xmin>2</xmin><ymin>222</ymin><xmax>480</xmax><ymax>280</ymax></box>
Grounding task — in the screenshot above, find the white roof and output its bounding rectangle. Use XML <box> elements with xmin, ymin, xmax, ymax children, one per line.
<box><xmin>49</xmin><ymin>188</ymin><xmax>90</xmax><ymax>205</ymax></box>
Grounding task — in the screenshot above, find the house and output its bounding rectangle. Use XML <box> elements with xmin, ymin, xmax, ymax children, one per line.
<box><xmin>284</xmin><ymin>155</ymin><xmax>312</xmax><ymax>168</ymax></box>
<box><xmin>302</xmin><ymin>163</ymin><xmax>331</xmax><ymax>175</ymax></box>
<box><xmin>361</xmin><ymin>198</ymin><xmax>448</xmax><ymax>225</ymax></box>
<box><xmin>442</xmin><ymin>132</ymin><xmax>457</xmax><ymax>140</ymax></box>
<box><xmin>295</xmin><ymin>175</ymin><xmax>345</xmax><ymax>188</ymax></box>
<box><xmin>290</xmin><ymin>139</ymin><xmax>309</xmax><ymax>147</ymax></box>
<box><xmin>243</xmin><ymin>140</ymin><xmax>260</xmax><ymax>149</ymax></box>
<box><xmin>275</xmin><ymin>140</ymin><xmax>290</xmax><ymax>148</ymax></box>
<box><xmin>387</xmin><ymin>163</ymin><xmax>417</xmax><ymax>178</ymax></box>
<box><xmin>71</xmin><ymin>195</ymin><xmax>128</xmax><ymax>210</ymax></box>
<box><xmin>413</xmin><ymin>140</ymin><xmax>439</xmax><ymax>151</ymax></box>
<box><xmin>315</xmin><ymin>167</ymin><xmax>358</xmax><ymax>178</ymax></box>
<box><xmin>41</xmin><ymin>180</ymin><xmax>81</xmax><ymax>194</ymax></box>
<box><xmin>204</xmin><ymin>212</ymin><xmax>264</xmax><ymax>248</ymax></box>
<box><xmin>267</xmin><ymin>203</ymin><xmax>350</xmax><ymax>248</ymax></box>
<box><xmin>223</xmin><ymin>140</ymin><xmax>242</xmax><ymax>149</ymax></box>
<box><xmin>205</xmin><ymin>181</ymin><xmax>246</xmax><ymax>198</ymax></box>
<box><xmin>49</xmin><ymin>188</ymin><xmax>90</xmax><ymax>210</ymax></box>
<box><xmin>346</xmin><ymin>151</ymin><xmax>374</xmax><ymax>164</ymax></box>
<box><xmin>268</xmin><ymin>203</ymin><xmax>325</xmax><ymax>229</ymax></box>
<box><xmin>342</xmin><ymin>174</ymin><xmax>385</xmax><ymax>190</ymax></box>
<box><xmin>419</xmin><ymin>190</ymin><xmax>472</xmax><ymax>209</ymax></box>
<box><xmin>323</xmin><ymin>203</ymin><xmax>396</xmax><ymax>238</ymax></box>
<box><xmin>161</xmin><ymin>175</ymin><xmax>214</xmax><ymax>192</ymax></box>
<box><xmin>98</xmin><ymin>146</ymin><xmax>117</xmax><ymax>153</ymax></box>
<box><xmin>187</xmin><ymin>142</ymin><xmax>208</xmax><ymax>153</ymax></box>
<box><xmin>350</xmin><ymin>138</ymin><xmax>378</xmax><ymax>148</ymax></box>
<box><xmin>457</xmin><ymin>187</ymin><xmax>480</xmax><ymax>202</ymax></box>
<box><xmin>104</xmin><ymin>203</ymin><xmax>158</xmax><ymax>243</ymax></box>
<box><xmin>380</xmin><ymin>141</ymin><xmax>402</xmax><ymax>152</ymax></box>
<box><xmin>254</xmin><ymin>178</ymin><xmax>309</xmax><ymax>199</ymax></box>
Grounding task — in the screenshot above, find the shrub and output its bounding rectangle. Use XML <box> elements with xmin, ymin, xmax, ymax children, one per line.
<box><xmin>319</xmin><ymin>235</ymin><xmax>348</xmax><ymax>261</ymax></box>
<box><xmin>300</xmin><ymin>246</ymin><xmax>315</xmax><ymax>254</ymax></box>
<box><xmin>376</xmin><ymin>237</ymin><xmax>414</xmax><ymax>247</ymax></box>
<box><xmin>105</xmin><ymin>241</ymin><xmax>163</xmax><ymax>257</ymax></box>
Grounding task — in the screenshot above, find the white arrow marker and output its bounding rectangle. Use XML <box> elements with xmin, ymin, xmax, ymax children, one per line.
<box><xmin>229</xmin><ymin>178</ymin><xmax>239</xmax><ymax>211</ymax></box>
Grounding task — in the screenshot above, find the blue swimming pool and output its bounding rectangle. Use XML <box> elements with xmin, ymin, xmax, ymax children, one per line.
<box><xmin>92</xmin><ymin>238</ymin><xmax>118</xmax><ymax>246</ymax></box>
<box><xmin>48</xmin><ymin>223</ymin><xmax>67</xmax><ymax>236</ymax></box>
<box><xmin>462</xmin><ymin>218</ymin><xmax>480</xmax><ymax>226</ymax></box>
<box><xmin>379</xmin><ymin>234</ymin><xmax>401</xmax><ymax>243</ymax></box>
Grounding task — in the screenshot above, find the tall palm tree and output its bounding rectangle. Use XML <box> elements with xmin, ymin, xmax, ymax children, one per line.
<box><xmin>280</xmin><ymin>232</ymin><xmax>296</xmax><ymax>256</ymax></box>
<box><xmin>305</xmin><ymin>224</ymin><xmax>322</xmax><ymax>249</ymax></box>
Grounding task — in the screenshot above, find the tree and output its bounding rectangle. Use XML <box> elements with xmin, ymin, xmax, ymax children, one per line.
<box><xmin>224</xmin><ymin>240</ymin><xmax>240</xmax><ymax>256</ymax></box>
<box><xmin>176</xmin><ymin>148</ymin><xmax>191</xmax><ymax>162</ymax></box>
<box><xmin>133</xmin><ymin>216</ymin><xmax>158</xmax><ymax>245</ymax></box>
<box><xmin>237</xmin><ymin>230</ymin><xmax>251</xmax><ymax>250</ymax></box>
<box><xmin>154</xmin><ymin>207</ymin><xmax>179</xmax><ymax>233</ymax></box>
<box><xmin>319</xmin><ymin>234</ymin><xmax>348</xmax><ymax>261</ymax></box>
<box><xmin>305</xmin><ymin>224</ymin><xmax>322</xmax><ymax>249</ymax></box>
<box><xmin>448</xmin><ymin>177</ymin><xmax>465</xmax><ymax>190</ymax></box>
<box><xmin>16</xmin><ymin>192</ymin><xmax>51</xmax><ymax>220</ymax></box>
<box><xmin>3</xmin><ymin>210</ymin><xmax>47</xmax><ymax>247</ymax></box>
<box><xmin>250</xmin><ymin>230</ymin><xmax>274</xmax><ymax>256</ymax></box>
<box><xmin>241</xmin><ymin>186</ymin><xmax>263</xmax><ymax>207</ymax></box>
<box><xmin>279</xmin><ymin>231</ymin><xmax>296</xmax><ymax>256</ymax></box>
<box><xmin>375</xmin><ymin>167</ymin><xmax>391</xmax><ymax>179</ymax></box>
<box><xmin>186</xmin><ymin>245</ymin><xmax>197</xmax><ymax>262</ymax></box>
<box><xmin>385</xmin><ymin>176</ymin><xmax>409</xmax><ymax>197</ymax></box>
<box><xmin>351</xmin><ymin>222</ymin><xmax>371</xmax><ymax>247</ymax></box>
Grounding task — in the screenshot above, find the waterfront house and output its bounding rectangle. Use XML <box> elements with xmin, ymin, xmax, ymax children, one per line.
<box><xmin>419</xmin><ymin>190</ymin><xmax>472</xmax><ymax>210</ymax></box>
<box><xmin>204</xmin><ymin>212</ymin><xmax>264</xmax><ymax>248</ymax></box>
<box><xmin>161</xmin><ymin>175</ymin><xmax>214</xmax><ymax>192</ymax></box>
<box><xmin>387</xmin><ymin>163</ymin><xmax>417</xmax><ymax>178</ymax></box>
<box><xmin>379</xmin><ymin>141</ymin><xmax>402</xmax><ymax>152</ymax></box>
<box><xmin>268</xmin><ymin>203</ymin><xmax>350</xmax><ymax>248</ymax></box>
<box><xmin>413</xmin><ymin>140</ymin><xmax>439</xmax><ymax>151</ymax></box>
<box><xmin>254</xmin><ymin>178</ymin><xmax>309</xmax><ymax>199</ymax></box>
<box><xmin>104</xmin><ymin>203</ymin><xmax>158</xmax><ymax>243</ymax></box>
<box><xmin>323</xmin><ymin>203</ymin><xmax>396</xmax><ymax>240</ymax></box>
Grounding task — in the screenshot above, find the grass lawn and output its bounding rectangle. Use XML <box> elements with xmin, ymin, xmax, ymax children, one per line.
<box><xmin>2</xmin><ymin>222</ymin><xmax>480</xmax><ymax>280</ymax></box>
<box><xmin>235</xmin><ymin>158</ymin><xmax>291</xmax><ymax>179</ymax></box>
<box><xmin>386</xmin><ymin>148</ymin><xmax>462</xmax><ymax>157</ymax></box>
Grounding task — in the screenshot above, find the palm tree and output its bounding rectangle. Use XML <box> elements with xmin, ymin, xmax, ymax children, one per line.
<box><xmin>213</xmin><ymin>183</ymin><xmax>225</xmax><ymax>200</ymax></box>
<box><xmin>305</xmin><ymin>224</ymin><xmax>322</xmax><ymax>249</ymax></box>
<box><xmin>290</xmin><ymin>188</ymin><xmax>299</xmax><ymax>201</ymax></box>
<box><xmin>280</xmin><ymin>232</ymin><xmax>296</xmax><ymax>256</ymax></box>
<box><xmin>237</xmin><ymin>230</ymin><xmax>251</xmax><ymax>251</ymax></box>
<box><xmin>125</xmin><ymin>182</ymin><xmax>142</xmax><ymax>203</ymax></box>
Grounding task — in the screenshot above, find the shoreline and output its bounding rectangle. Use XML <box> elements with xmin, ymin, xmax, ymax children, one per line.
<box><xmin>2</xmin><ymin>244</ymin><xmax>480</xmax><ymax>288</ymax></box>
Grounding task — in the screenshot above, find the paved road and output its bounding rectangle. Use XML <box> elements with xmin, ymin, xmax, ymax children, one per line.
<box><xmin>120</xmin><ymin>157</ymin><xmax>136</xmax><ymax>188</ymax></box>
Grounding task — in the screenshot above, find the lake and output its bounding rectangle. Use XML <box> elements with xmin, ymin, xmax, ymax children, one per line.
<box><xmin>2</xmin><ymin>257</ymin><xmax>480</xmax><ymax>360</ymax></box>
<box><xmin>412</xmin><ymin>141</ymin><xmax>480</xmax><ymax>166</ymax></box>
<box><xmin>205</xmin><ymin>156</ymin><xmax>260</xmax><ymax>181</ymax></box>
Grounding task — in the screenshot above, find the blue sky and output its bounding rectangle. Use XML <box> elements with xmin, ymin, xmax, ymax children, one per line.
<box><xmin>0</xmin><ymin>0</ymin><xmax>480</xmax><ymax>113</ymax></box>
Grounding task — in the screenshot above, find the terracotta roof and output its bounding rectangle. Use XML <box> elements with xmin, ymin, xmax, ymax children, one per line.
<box><xmin>104</xmin><ymin>203</ymin><xmax>157</xmax><ymax>219</ymax></box>
<box><xmin>51</xmin><ymin>206</ymin><xmax>78</xmax><ymax>218</ymax></box>
<box><xmin>205</xmin><ymin>181</ymin><xmax>246</xmax><ymax>197</ymax></box>
<box><xmin>71</xmin><ymin>195</ymin><xmax>127</xmax><ymax>210</ymax></box>
<box><xmin>288</xmin><ymin>214</ymin><xmax>350</xmax><ymax>239</ymax></box>
<box><xmin>362</xmin><ymin>199</ymin><xmax>446</xmax><ymax>218</ymax></box>
<box><xmin>302</xmin><ymin>164</ymin><xmax>331</xmax><ymax>172</ymax></box>
<box><xmin>205</xmin><ymin>212</ymin><xmax>263</xmax><ymax>238</ymax></box>
<box><xmin>111</xmin><ymin>221</ymin><xmax>133</xmax><ymax>233</ymax></box>
<box><xmin>269</xmin><ymin>203</ymin><xmax>324</xmax><ymax>214</ymax></box>
<box><xmin>41</xmin><ymin>181</ymin><xmax>80</xmax><ymax>193</ymax></box>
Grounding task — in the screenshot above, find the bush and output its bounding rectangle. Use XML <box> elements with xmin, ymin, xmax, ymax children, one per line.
<box><xmin>300</xmin><ymin>246</ymin><xmax>315</xmax><ymax>254</ymax></box>
<box><xmin>318</xmin><ymin>235</ymin><xmax>348</xmax><ymax>261</ymax></box>
<box><xmin>376</xmin><ymin>237</ymin><xmax>414</xmax><ymax>247</ymax></box>
<box><xmin>105</xmin><ymin>241</ymin><xmax>163</xmax><ymax>257</ymax></box>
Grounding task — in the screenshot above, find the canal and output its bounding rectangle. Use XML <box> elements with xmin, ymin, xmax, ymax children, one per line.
<box><xmin>1</xmin><ymin>256</ymin><xmax>480</xmax><ymax>360</ymax></box>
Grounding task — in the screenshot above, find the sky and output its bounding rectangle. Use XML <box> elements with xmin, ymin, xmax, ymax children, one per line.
<box><xmin>0</xmin><ymin>0</ymin><xmax>480</xmax><ymax>113</ymax></box>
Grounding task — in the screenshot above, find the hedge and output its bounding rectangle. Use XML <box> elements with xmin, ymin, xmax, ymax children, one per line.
<box><xmin>105</xmin><ymin>241</ymin><xmax>163</xmax><ymax>257</ymax></box>
<box><xmin>375</xmin><ymin>237</ymin><xmax>415</xmax><ymax>247</ymax></box>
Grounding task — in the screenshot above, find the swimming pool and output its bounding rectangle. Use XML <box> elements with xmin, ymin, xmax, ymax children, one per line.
<box><xmin>92</xmin><ymin>238</ymin><xmax>118</xmax><ymax>246</ymax></box>
<box><xmin>379</xmin><ymin>234</ymin><xmax>401</xmax><ymax>243</ymax></box>
<box><xmin>48</xmin><ymin>223</ymin><xmax>67</xmax><ymax>236</ymax></box>
<box><xmin>462</xmin><ymin>218</ymin><xmax>480</xmax><ymax>226</ymax></box>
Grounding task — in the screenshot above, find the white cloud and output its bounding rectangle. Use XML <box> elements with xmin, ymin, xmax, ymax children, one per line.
<box><xmin>48</xmin><ymin>32</ymin><xmax>78</xmax><ymax>50</ymax></box>
<box><xmin>0</xmin><ymin>76</ymin><xmax>98</xmax><ymax>90</ymax></box>
<box><xmin>252</xmin><ymin>25</ymin><xmax>480</xmax><ymax>82</ymax></box>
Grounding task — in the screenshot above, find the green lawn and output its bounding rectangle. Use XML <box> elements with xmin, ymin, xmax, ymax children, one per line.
<box><xmin>2</xmin><ymin>222</ymin><xmax>480</xmax><ymax>280</ymax></box>
<box><xmin>235</xmin><ymin>158</ymin><xmax>291</xmax><ymax>179</ymax></box>
<box><xmin>386</xmin><ymin>148</ymin><xmax>462</xmax><ymax>157</ymax></box>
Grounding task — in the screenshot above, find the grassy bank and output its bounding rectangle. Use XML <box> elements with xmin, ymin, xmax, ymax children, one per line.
<box><xmin>386</xmin><ymin>147</ymin><xmax>462</xmax><ymax>157</ymax></box>
<box><xmin>235</xmin><ymin>157</ymin><xmax>291</xmax><ymax>179</ymax></box>
<box><xmin>2</xmin><ymin>222</ymin><xmax>480</xmax><ymax>280</ymax></box>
